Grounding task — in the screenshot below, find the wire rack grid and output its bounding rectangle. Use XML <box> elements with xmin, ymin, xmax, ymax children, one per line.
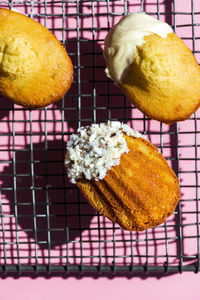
<box><xmin>0</xmin><ymin>0</ymin><xmax>200</xmax><ymax>275</ymax></box>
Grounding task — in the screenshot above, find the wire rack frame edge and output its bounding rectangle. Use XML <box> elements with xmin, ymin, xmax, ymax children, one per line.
<box><xmin>0</xmin><ymin>0</ymin><xmax>200</xmax><ymax>276</ymax></box>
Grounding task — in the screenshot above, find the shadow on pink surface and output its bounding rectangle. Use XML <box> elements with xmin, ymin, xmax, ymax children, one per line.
<box><xmin>1</xmin><ymin>139</ymin><xmax>95</xmax><ymax>252</ymax></box>
<box><xmin>0</xmin><ymin>96</ymin><xmax>12</xmax><ymax>120</ymax></box>
<box><xmin>0</xmin><ymin>271</ymin><xmax>185</xmax><ymax>279</ymax></box>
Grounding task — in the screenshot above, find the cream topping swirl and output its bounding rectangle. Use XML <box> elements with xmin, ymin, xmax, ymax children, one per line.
<box><xmin>103</xmin><ymin>13</ymin><xmax>173</xmax><ymax>83</ymax></box>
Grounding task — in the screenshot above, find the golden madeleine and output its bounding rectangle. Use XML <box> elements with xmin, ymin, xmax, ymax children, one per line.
<box><xmin>65</xmin><ymin>122</ymin><xmax>180</xmax><ymax>231</ymax></box>
<box><xmin>120</xmin><ymin>33</ymin><xmax>200</xmax><ymax>124</ymax></box>
<box><xmin>0</xmin><ymin>8</ymin><xmax>73</xmax><ymax>108</ymax></box>
<box><xmin>77</xmin><ymin>135</ymin><xmax>181</xmax><ymax>231</ymax></box>
<box><xmin>104</xmin><ymin>13</ymin><xmax>200</xmax><ymax>124</ymax></box>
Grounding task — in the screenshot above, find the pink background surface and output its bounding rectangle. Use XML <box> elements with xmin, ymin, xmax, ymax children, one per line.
<box><xmin>1</xmin><ymin>273</ymin><xmax>200</xmax><ymax>300</ymax></box>
<box><xmin>0</xmin><ymin>0</ymin><xmax>200</xmax><ymax>297</ymax></box>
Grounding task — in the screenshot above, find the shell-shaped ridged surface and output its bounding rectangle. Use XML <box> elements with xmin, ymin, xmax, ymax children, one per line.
<box><xmin>77</xmin><ymin>135</ymin><xmax>181</xmax><ymax>231</ymax></box>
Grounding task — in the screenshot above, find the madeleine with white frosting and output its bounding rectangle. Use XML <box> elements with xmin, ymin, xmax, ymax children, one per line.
<box><xmin>103</xmin><ymin>13</ymin><xmax>200</xmax><ymax>124</ymax></box>
<box><xmin>65</xmin><ymin>122</ymin><xmax>181</xmax><ymax>231</ymax></box>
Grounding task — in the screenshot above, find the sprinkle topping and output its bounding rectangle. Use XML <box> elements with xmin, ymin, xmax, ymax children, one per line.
<box><xmin>65</xmin><ymin>122</ymin><xmax>145</xmax><ymax>184</ymax></box>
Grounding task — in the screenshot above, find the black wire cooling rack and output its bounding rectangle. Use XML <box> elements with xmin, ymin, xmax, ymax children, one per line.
<box><xmin>0</xmin><ymin>0</ymin><xmax>200</xmax><ymax>275</ymax></box>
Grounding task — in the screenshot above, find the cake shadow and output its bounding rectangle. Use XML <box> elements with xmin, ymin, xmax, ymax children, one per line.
<box><xmin>0</xmin><ymin>95</ymin><xmax>13</xmax><ymax>121</ymax></box>
<box><xmin>1</xmin><ymin>139</ymin><xmax>95</xmax><ymax>259</ymax></box>
<box><xmin>55</xmin><ymin>40</ymin><xmax>133</xmax><ymax>130</ymax></box>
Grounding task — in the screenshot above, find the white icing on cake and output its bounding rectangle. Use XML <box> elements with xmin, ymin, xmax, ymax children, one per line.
<box><xmin>65</xmin><ymin>121</ymin><xmax>145</xmax><ymax>184</ymax></box>
<box><xmin>103</xmin><ymin>13</ymin><xmax>173</xmax><ymax>83</ymax></box>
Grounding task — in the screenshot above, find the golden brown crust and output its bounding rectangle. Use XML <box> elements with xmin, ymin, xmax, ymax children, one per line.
<box><xmin>77</xmin><ymin>135</ymin><xmax>181</xmax><ymax>231</ymax></box>
<box><xmin>0</xmin><ymin>8</ymin><xmax>73</xmax><ymax>108</ymax></box>
<box><xmin>119</xmin><ymin>33</ymin><xmax>200</xmax><ymax>124</ymax></box>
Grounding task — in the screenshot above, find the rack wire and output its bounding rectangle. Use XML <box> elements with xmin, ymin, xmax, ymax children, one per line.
<box><xmin>0</xmin><ymin>0</ymin><xmax>200</xmax><ymax>275</ymax></box>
